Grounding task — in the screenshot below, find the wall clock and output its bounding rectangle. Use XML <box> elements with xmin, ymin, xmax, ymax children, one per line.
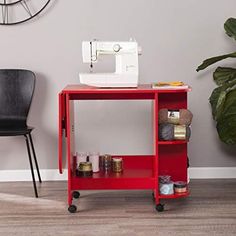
<box><xmin>0</xmin><ymin>0</ymin><xmax>51</xmax><ymax>25</ymax></box>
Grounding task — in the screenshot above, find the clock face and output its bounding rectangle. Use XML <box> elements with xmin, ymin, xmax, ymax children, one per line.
<box><xmin>0</xmin><ymin>0</ymin><xmax>51</xmax><ymax>25</ymax></box>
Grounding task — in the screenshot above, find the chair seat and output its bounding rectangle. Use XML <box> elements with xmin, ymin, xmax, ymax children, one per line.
<box><xmin>0</xmin><ymin>126</ymin><xmax>34</xmax><ymax>136</ymax></box>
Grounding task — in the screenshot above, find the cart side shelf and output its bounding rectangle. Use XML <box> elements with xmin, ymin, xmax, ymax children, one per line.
<box><xmin>159</xmin><ymin>190</ymin><xmax>190</xmax><ymax>199</ymax></box>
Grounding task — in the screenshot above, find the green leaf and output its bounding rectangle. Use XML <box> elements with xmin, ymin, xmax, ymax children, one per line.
<box><xmin>216</xmin><ymin>89</ymin><xmax>236</xmax><ymax>145</ymax></box>
<box><xmin>213</xmin><ymin>67</ymin><xmax>236</xmax><ymax>85</ymax></box>
<box><xmin>215</xmin><ymin>90</ymin><xmax>226</xmax><ymax>120</ymax></box>
<box><xmin>209</xmin><ymin>87</ymin><xmax>222</xmax><ymax>120</ymax></box>
<box><xmin>221</xmin><ymin>88</ymin><xmax>236</xmax><ymax>116</ymax></box>
<box><xmin>209</xmin><ymin>79</ymin><xmax>236</xmax><ymax>120</ymax></box>
<box><xmin>217</xmin><ymin>114</ymin><xmax>236</xmax><ymax>144</ymax></box>
<box><xmin>196</xmin><ymin>52</ymin><xmax>236</xmax><ymax>72</ymax></box>
<box><xmin>224</xmin><ymin>18</ymin><xmax>236</xmax><ymax>40</ymax></box>
<box><xmin>197</xmin><ymin>17</ymin><xmax>236</xmax><ymax>145</ymax></box>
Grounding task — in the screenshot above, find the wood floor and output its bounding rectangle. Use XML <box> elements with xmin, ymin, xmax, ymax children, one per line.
<box><xmin>0</xmin><ymin>180</ymin><xmax>236</xmax><ymax>236</ymax></box>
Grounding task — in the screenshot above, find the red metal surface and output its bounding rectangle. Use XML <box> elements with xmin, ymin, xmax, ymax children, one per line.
<box><xmin>158</xmin><ymin>141</ymin><xmax>188</xmax><ymax>145</ymax></box>
<box><xmin>158</xmin><ymin>92</ymin><xmax>187</xmax><ymax>109</ymax></box>
<box><xmin>66</xmin><ymin>94</ymin><xmax>73</xmax><ymax>205</ymax></box>
<box><xmin>72</xmin><ymin>170</ymin><xmax>155</xmax><ymax>190</ymax></box>
<box><xmin>158</xmin><ymin>144</ymin><xmax>187</xmax><ymax>182</ymax></box>
<box><xmin>154</xmin><ymin>93</ymin><xmax>159</xmax><ymax>205</ymax></box>
<box><xmin>158</xmin><ymin>89</ymin><xmax>188</xmax><ymax>185</ymax></box>
<box><xmin>159</xmin><ymin>190</ymin><xmax>190</xmax><ymax>199</ymax></box>
<box><xmin>58</xmin><ymin>93</ymin><xmax>64</xmax><ymax>174</ymax></box>
<box><xmin>72</xmin><ymin>155</ymin><xmax>155</xmax><ymax>190</ymax></box>
<box><xmin>58</xmin><ymin>84</ymin><xmax>191</xmax><ymax>208</ymax></box>
<box><xmin>113</xmin><ymin>155</ymin><xmax>154</xmax><ymax>169</ymax></box>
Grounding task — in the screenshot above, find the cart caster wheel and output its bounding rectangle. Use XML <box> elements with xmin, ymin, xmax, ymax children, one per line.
<box><xmin>72</xmin><ymin>191</ymin><xmax>80</xmax><ymax>199</ymax></box>
<box><xmin>156</xmin><ymin>204</ymin><xmax>164</xmax><ymax>212</ymax></box>
<box><xmin>68</xmin><ymin>205</ymin><xmax>77</xmax><ymax>213</ymax></box>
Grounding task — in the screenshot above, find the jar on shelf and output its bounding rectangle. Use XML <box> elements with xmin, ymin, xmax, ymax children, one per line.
<box><xmin>174</xmin><ymin>181</ymin><xmax>187</xmax><ymax>194</ymax></box>
<box><xmin>77</xmin><ymin>162</ymin><xmax>93</xmax><ymax>177</ymax></box>
<box><xmin>99</xmin><ymin>154</ymin><xmax>112</xmax><ymax>172</ymax></box>
<box><xmin>77</xmin><ymin>152</ymin><xmax>88</xmax><ymax>167</ymax></box>
<box><xmin>159</xmin><ymin>182</ymin><xmax>174</xmax><ymax>195</ymax></box>
<box><xmin>89</xmin><ymin>152</ymin><xmax>100</xmax><ymax>172</ymax></box>
<box><xmin>159</xmin><ymin>175</ymin><xmax>171</xmax><ymax>184</ymax></box>
<box><xmin>112</xmin><ymin>158</ymin><xmax>123</xmax><ymax>173</ymax></box>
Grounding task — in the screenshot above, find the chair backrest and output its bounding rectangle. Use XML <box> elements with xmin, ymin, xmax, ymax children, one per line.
<box><xmin>0</xmin><ymin>69</ymin><xmax>36</xmax><ymax>128</ymax></box>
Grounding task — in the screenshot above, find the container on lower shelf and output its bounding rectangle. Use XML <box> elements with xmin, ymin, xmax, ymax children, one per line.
<box><xmin>77</xmin><ymin>162</ymin><xmax>93</xmax><ymax>177</ymax></box>
<box><xmin>159</xmin><ymin>182</ymin><xmax>174</xmax><ymax>195</ymax></box>
<box><xmin>159</xmin><ymin>175</ymin><xmax>189</xmax><ymax>198</ymax></box>
<box><xmin>174</xmin><ymin>181</ymin><xmax>188</xmax><ymax>194</ymax></box>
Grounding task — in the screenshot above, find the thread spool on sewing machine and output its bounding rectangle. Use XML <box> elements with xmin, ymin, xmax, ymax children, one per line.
<box><xmin>79</xmin><ymin>39</ymin><xmax>142</xmax><ymax>88</ymax></box>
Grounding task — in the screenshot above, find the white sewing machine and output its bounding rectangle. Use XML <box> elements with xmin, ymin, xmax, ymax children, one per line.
<box><xmin>79</xmin><ymin>39</ymin><xmax>141</xmax><ymax>88</ymax></box>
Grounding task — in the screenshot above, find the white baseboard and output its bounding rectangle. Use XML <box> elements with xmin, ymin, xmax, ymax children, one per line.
<box><xmin>189</xmin><ymin>167</ymin><xmax>236</xmax><ymax>179</ymax></box>
<box><xmin>0</xmin><ymin>167</ymin><xmax>236</xmax><ymax>182</ymax></box>
<box><xmin>0</xmin><ymin>169</ymin><xmax>68</xmax><ymax>182</ymax></box>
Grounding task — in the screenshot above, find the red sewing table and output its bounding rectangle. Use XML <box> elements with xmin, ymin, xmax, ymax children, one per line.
<box><xmin>58</xmin><ymin>84</ymin><xmax>191</xmax><ymax>213</ymax></box>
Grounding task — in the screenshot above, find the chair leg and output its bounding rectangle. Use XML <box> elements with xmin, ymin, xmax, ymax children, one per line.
<box><xmin>24</xmin><ymin>135</ymin><xmax>38</xmax><ymax>198</ymax></box>
<box><xmin>28</xmin><ymin>133</ymin><xmax>42</xmax><ymax>183</ymax></box>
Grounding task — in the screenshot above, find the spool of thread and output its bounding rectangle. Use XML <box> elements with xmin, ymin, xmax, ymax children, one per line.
<box><xmin>174</xmin><ymin>181</ymin><xmax>187</xmax><ymax>194</ymax></box>
<box><xmin>77</xmin><ymin>152</ymin><xmax>88</xmax><ymax>168</ymax></box>
<box><xmin>100</xmin><ymin>154</ymin><xmax>112</xmax><ymax>172</ymax></box>
<box><xmin>89</xmin><ymin>152</ymin><xmax>99</xmax><ymax>172</ymax></box>
<box><xmin>159</xmin><ymin>175</ymin><xmax>171</xmax><ymax>184</ymax></box>
<box><xmin>112</xmin><ymin>158</ymin><xmax>123</xmax><ymax>173</ymax></box>
<box><xmin>159</xmin><ymin>124</ymin><xmax>191</xmax><ymax>141</ymax></box>
<box><xmin>77</xmin><ymin>162</ymin><xmax>93</xmax><ymax>177</ymax></box>
<box><xmin>159</xmin><ymin>109</ymin><xmax>193</xmax><ymax>125</ymax></box>
<box><xmin>159</xmin><ymin>182</ymin><xmax>174</xmax><ymax>195</ymax></box>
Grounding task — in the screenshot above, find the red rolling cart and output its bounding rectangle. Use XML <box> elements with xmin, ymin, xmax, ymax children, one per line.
<box><xmin>58</xmin><ymin>84</ymin><xmax>191</xmax><ymax>213</ymax></box>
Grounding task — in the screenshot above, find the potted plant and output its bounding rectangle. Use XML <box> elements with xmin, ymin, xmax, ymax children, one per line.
<box><xmin>197</xmin><ymin>17</ymin><xmax>236</xmax><ymax>145</ymax></box>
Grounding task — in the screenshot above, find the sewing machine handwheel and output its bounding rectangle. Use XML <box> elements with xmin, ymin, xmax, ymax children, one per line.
<box><xmin>72</xmin><ymin>191</ymin><xmax>80</xmax><ymax>199</ymax></box>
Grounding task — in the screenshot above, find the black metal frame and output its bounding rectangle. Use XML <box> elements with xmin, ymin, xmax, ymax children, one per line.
<box><xmin>0</xmin><ymin>0</ymin><xmax>51</xmax><ymax>25</ymax></box>
<box><xmin>24</xmin><ymin>133</ymin><xmax>42</xmax><ymax>198</ymax></box>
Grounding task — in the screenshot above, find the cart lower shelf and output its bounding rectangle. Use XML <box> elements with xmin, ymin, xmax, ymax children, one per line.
<box><xmin>72</xmin><ymin>169</ymin><xmax>155</xmax><ymax>190</ymax></box>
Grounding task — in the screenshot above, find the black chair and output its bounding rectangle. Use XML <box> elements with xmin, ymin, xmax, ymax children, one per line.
<box><xmin>0</xmin><ymin>69</ymin><xmax>41</xmax><ymax>197</ymax></box>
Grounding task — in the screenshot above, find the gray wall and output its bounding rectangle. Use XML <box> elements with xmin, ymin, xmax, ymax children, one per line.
<box><xmin>0</xmin><ymin>0</ymin><xmax>236</xmax><ymax>171</ymax></box>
